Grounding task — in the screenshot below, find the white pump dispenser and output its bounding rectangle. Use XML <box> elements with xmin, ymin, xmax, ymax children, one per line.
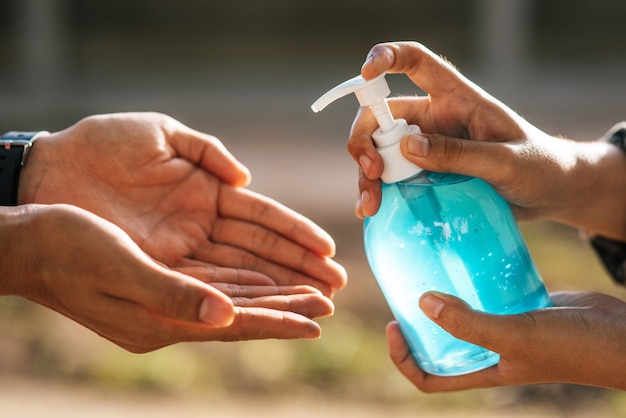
<box><xmin>311</xmin><ymin>73</ymin><xmax>423</xmax><ymax>183</ymax></box>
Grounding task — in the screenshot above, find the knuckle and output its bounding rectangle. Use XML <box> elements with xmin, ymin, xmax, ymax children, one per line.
<box><xmin>222</xmin><ymin>314</ymin><xmax>252</xmax><ymax>341</ymax></box>
<box><xmin>157</xmin><ymin>280</ymin><xmax>190</xmax><ymax>319</ymax></box>
<box><xmin>440</xmin><ymin>137</ymin><xmax>465</xmax><ymax>170</ymax></box>
<box><xmin>251</xmin><ymin>226</ymin><xmax>280</xmax><ymax>250</ymax></box>
<box><xmin>492</xmin><ymin>142</ymin><xmax>519</xmax><ymax>183</ymax></box>
<box><xmin>347</xmin><ymin>132</ymin><xmax>374</xmax><ymax>158</ymax></box>
<box><xmin>346</xmin><ymin>133</ymin><xmax>360</xmax><ymax>154</ymax></box>
<box><xmin>250</xmin><ymin>195</ymin><xmax>271</xmax><ymax>220</ymax></box>
<box><xmin>239</xmin><ymin>250</ymin><xmax>264</xmax><ymax>272</ymax></box>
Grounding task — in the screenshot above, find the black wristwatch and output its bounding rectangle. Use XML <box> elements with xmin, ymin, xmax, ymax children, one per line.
<box><xmin>0</xmin><ymin>131</ymin><xmax>48</xmax><ymax>206</ymax></box>
<box><xmin>589</xmin><ymin>122</ymin><xmax>626</xmax><ymax>285</ymax></box>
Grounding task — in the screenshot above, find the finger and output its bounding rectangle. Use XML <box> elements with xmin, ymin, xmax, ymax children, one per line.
<box><xmin>228</xmin><ymin>307</ymin><xmax>323</xmax><ymax>340</ymax></box>
<box><xmin>211</xmin><ymin>217</ymin><xmax>343</xmax><ymax>287</ymax></box>
<box><xmin>190</xmin><ymin>307</ymin><xmax>324</xmax><ymax>341</ymax></box>
<box><xmin>194</xmin><ymin>241</ymin><xmax>335</xmax><ymax>296</ymax></box>
<box><xmin>385</xmin><ymin>96</ymin><xmax>465</xmax><ymax>137</ymax></box>
<box><xmin>105</xmin><ymin>263</ymin><xmax>235</xmax><ymax>328</ymax></box>
<box><xmin>401</xmin><ymin>133</ymin><xmax>518</xmax><ymax>186</ymax></box>
<box><xmin>348</xmin><ymin>106</ymin><xmax>385</xmax><ymax>177</ymax></box>
<box><xmin>386</xmin><ymin>321</ymin><xmax>428</xmax><ymax>385</ymax></box>
<box><xmin>168</xmin><ymin>122</ymin><xmax>251</xmax><ymax>187</ymax></box>
<box><xmin>213</xmin><ymin>283</ymin><xmax>323</xmax><ymax>298</ymax></box>
<box><xmin>349</xmin><ymin>106</ymin><xmax>385</xmax><ymax>218</ymax></box>
<box><xmin>211</xmin><ymin>284</ymin><xmax>334</xmax><ymax>319</ymax></box>
<box><xmin>362</xmin><ymin>42</ymin><xmax>474</xmax><ymax>98</ymax></box>
<box><xmin>419</xmin><ymin>292</ymin><xmax>529</xmax><ymax>355</ymax></box>
<box><xmin>117</xmin><ymin>308</ymin><xmax>325</xmax><ymax>350</ymax></box>
<box><xmin>386</xmin><ymin>320</ymin><xmax>500</xmax><ymax>393</ymax></box>
<box><xmin>356</xmin><ymin>168</ymin><xmax>382</xmax><ymax>218</ymax></box>
<box><xmin>218</xmin><ymin>184</ymin><xmax>338</xmax><ymax>258</ymax></box>
<box><xmin>174</xmin><ymin>264</ymin><xmax>276</xmax><ymax>286</ymax></box>
<box><xmin>87</xmin><ymin>298</ymin><xmax>325</xmax><ymax>353</ymax></box>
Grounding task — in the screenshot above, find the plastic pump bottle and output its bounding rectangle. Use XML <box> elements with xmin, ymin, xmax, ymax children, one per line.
<box><xmin>312</xmin><ymin>73</ymin><xmax>552</xmax><ymax>376</ymax></box>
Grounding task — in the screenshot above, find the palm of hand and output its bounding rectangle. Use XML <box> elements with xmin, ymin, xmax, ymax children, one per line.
<box><xmin>23</xmin><ymin>113</ymin><xmax>224</xmax><ymax>268</ymax></box>
<box><xmin>14</xmin><ymin>112</ymin><xmax>344</xmax><ymax>348</ymax></box>
<box><xmin>22</xmin><ymin>113</ymin><xmax>345</xmax><ymax>294</ymax></box>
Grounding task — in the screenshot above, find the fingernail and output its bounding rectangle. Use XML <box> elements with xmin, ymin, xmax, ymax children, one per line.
<box><xmin>407</xmin><ymin>134</ymin><xmax>430</xmax><ymax>157</ymax></box>
<box><xmin>199</xmin><ymin>297</ymin><xmax>234</xmax><ymax>327</ymax></box>
<box><xmin>359</xmin><ymin>155</ymin><xmax>373</xmax><ymax>175</ymax></box>
<box><xmin>420</xmin><ymin>294</ymin><xmax>445</xmax><ymax>319</ymax></box>
<box><xmin>361</xmin><ymin>190</ymin><xmax>371</xmax><ymax>209</ymax></box>
<box><xmin>355</xmin><ymin>192</ymin><xmax>365</xmax><ymax>218</ymax></box>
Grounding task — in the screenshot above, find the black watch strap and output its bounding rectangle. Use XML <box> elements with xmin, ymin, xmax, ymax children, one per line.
<box><xmin>0</xmin><ymin>131</ymin><xmax>48</xmax><ymax>206</ymax></box>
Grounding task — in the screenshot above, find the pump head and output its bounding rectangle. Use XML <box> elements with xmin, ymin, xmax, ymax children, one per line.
<box><xmin>312</xmin><ymin>73</ymin><xmax>423</xmax><ymax>183</ymax></box>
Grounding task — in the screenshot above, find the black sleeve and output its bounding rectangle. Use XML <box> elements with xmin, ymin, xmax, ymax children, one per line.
<box><xmin>590</xmin><ymin>235</ymin><xmax>626</xmax><ymax>285</ymax></box>
<box><xmin>588</xmin><ymin>122</ymin><xmax>626</xmax><ymax>285</ymax></box>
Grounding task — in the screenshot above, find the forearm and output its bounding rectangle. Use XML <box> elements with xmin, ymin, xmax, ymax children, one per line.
<box><xmin>551</xmin><ymin>139</ymin><xmax>626</xmax><ymax>241</ymax></box>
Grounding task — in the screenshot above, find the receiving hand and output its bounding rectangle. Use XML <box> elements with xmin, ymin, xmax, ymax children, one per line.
<box><xmin>386</xmin><ymin>291</ymin><xmax>626</xmax><ymax>391</ymax></box>
<box><xmin>7</xmin><ymin>112</ymin><xmax>345</xmax><ymax>350</ymax></box>
<box><xmin>2</xmin><ymin>204</ymin><xmax>333</xmax><ymax>353</ymax></box>
<box><xmin>20</xmin><ymin>112</ymin><xmax>347</xmax><ymax>295</ymax></box>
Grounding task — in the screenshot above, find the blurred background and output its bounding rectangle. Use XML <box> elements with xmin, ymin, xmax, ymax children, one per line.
<box><xmin>1</xmin><ymin>0</ymin><xmax>626</xmax><ymax>417</ymax></box>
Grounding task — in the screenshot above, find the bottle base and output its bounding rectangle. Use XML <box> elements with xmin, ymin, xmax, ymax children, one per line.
<box><xmin>417</xmin><ymin>346</ymin><xmax>500</xmax><ymax>377</ymax></box>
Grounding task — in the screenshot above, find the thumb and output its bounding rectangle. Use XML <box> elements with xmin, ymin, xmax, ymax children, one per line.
<box><xmin>119</xmin><ymin>266</ymin><xmax>236</xmax><ymax>328</ymax></box>
<box><xmin>419</xmin><ymin>292</ymin><xmax>508</xmax><ymax>353</ymax></box>
<box><xmin>172</xmin><ymin>127</ymin><xmax>252</xmax><ymax>187</ymax></box>
<box><xmin>401</xmin><ymin>133</ymin><xmax>510</xmax><ymax>184</ymax></box>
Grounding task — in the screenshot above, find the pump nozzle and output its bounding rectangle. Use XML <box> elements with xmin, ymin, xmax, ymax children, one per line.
<box><xmin>311</xmin><ymin>74</ymin><xmax>396</xmax><ymax>131</ymax></box>
<box><xmin>312</xmin><ymin>73</ymin><xmax>423</xmax><ymax>183</ymax></box>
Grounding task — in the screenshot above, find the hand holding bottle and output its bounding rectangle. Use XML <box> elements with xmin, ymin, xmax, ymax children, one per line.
<box><xmin>387</xmin><ymin>290</ymin><xmax>626</xmax><ymax>391</ymax></box>
<box><xmin>314</xmin><ymin>47</ymin><xmax>551</xmax><ymax>376</ymax></box>
<box><xmin>348</xmin><ymin>42</ymin><xmax>626</xmax><ymax>241</ymax></box>
<box><xmin>347</xmin><ymin>41</ymin><xmax>626</xmax><ymax>391</ymax></box>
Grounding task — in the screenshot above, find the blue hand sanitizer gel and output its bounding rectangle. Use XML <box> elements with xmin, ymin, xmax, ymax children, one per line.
<box><xmin>312</xmin><ymin>73</ymin><xmax>551</xmax><ymax>376</ymax></box>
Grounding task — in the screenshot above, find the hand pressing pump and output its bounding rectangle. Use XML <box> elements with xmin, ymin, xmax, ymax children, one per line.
<box><xmin>313</xmin><ymin>72</ymin><xmax>552</xmax><ymax>376</ymax></box>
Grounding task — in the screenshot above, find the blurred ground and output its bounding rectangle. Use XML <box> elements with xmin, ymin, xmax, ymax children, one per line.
<box><xmin>0</xmin><ymin>377</ymin><xmax>621</xmax><ymax>418</ymax></box>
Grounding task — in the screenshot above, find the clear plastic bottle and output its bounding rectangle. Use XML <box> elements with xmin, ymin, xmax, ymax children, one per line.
<box><xmin>312</xmin><ymin>73</ymin><xmax>552</xmax><ymax>376</ymax></box>
<box><xmin>364</xmin><ymin>171</ymin><xmax>551</xmax><ymax>375</ymax></box>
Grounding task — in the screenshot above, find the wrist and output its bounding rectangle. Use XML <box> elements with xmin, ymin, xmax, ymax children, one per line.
<box><xmin>554</xmin><ymin>139</ymin><xmax>626</xmax><ymax>240</ymax></box>
<box><xmin>0</xmin><ymin>204</ymin><xmax>46</xmax><ymax>296</ymax></box>
<box><xmin>578</xmin><ymin>137</ymin><xmax>626</xmax><ymax>240</ymax></box>
<box><xmin>17</xmin><ymin>131</ymin><xmax>54</xmax><ymax>205</ymax></box>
